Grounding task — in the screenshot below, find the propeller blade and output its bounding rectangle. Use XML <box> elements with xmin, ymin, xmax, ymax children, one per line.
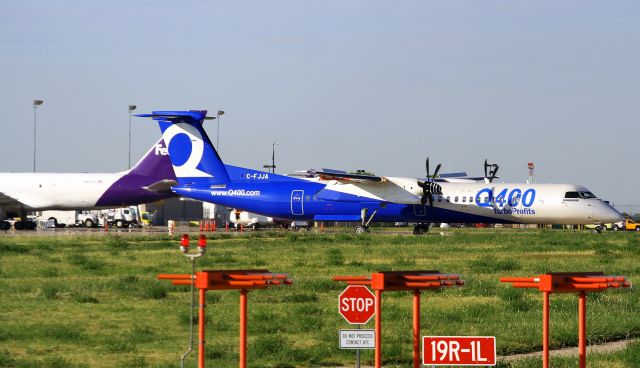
<box><xmin>432</xmin><ymin>163</ymin><xmax>441</xmax><ymax>180</ymax></box>
<box><xmin>484</xmin><ymin>159</ymin><xmax>488</xmax><ymax>178</ymax></box>
<box><xmin>489</xmin><ymin>166</ymin><xmax>499</xmax><ymax>183</ymax></box>
<box><xmin>426</xmin><ymin>158</ymin><xmax>430</xmax><ymax>178</ymax></box>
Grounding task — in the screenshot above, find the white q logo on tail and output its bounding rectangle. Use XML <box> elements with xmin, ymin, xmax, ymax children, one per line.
<box><xmin>162</xmin><ymin>122</ymin><xmax>212</xmax><ymax>178</ymax></box>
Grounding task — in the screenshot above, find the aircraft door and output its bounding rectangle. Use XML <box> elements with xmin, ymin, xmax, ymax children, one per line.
<box><xmin>413</xmin><ymin>205</ymin><xmax>427</xmax><ymax>217</ymax></box>
<box><xmin>291</xmin><ymin>190</ymin><xmax>304</xmax><ymax>215</ymax></box>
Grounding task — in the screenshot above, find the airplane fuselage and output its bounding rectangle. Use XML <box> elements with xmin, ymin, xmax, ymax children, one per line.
<box><xmin>0</xmin><ymin>172</ymin><xmax>170</xmax><ymax>211</ymax></box>
<box><xmin>173</xmin><ymin>166</ymin><xmax>621</xmax><ymax>225</ymax></box>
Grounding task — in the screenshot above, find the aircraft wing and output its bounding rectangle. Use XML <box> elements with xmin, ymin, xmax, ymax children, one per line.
<box><xmin>316</xmin><ymin>180</ymin><xmax>421</xmax><ymax>204</ymax></box>
<box><xmin>298</xmin><ymin>168</ymin><xmax>384</xmax><ymax>183</ymax></box>
<box><xmin>0</xmin><ymin>192</ymin><xmax>24</xmax><ymax>207</ymax></box>
<box><xmin>0</xmin><ymin>191</ymin><xmax>35</xmax><ymax>210</ymax></box>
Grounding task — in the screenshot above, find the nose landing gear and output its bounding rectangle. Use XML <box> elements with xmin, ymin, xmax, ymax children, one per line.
<box><xmin>413</xmin><ymin>223</ymin><xmax>430</xmax><ymax>235</ymax></box>
<box><xmin>354</xmin><ymin>208</ymin><xmax>377</xmax><ymax>234</ymax></box>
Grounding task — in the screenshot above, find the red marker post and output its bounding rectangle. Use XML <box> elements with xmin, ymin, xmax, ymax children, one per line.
<box><xmin>422</xmin><ymin>336</ymin><xmax>496</xmax><ymax>366</ymax></box>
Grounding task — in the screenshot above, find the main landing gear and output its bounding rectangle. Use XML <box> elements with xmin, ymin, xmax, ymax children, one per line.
<box><xmin>592</xmin><ymin>224</ymin><xmax>608</xmax><ymax>234</ymax></box>
<box><xmin>354</xmin><ymin>208</ymin><xmax>378</xmax><ymax>234</ymax></box>
<box><xmin>413</xmin><ymin>223</ymin><xmax>430</xmax><ymax>235</ymax></box>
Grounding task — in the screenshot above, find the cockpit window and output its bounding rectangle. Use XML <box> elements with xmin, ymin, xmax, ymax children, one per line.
<box><xmin>565</xmin><ymin>191</ymin><xmax>597</xmax><ymax>199</ymax></box>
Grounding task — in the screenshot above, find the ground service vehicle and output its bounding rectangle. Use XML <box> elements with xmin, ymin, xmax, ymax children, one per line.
<box><xmin>621</xmin><ymin>219</ymin><xmax>640</xmax><ymax>231</ymax></box>
<box><xmin>36</xmin><ymin>210</ymin><xmax>98</xmax><ymax>228</ymax></box>
<box><xmin>98</xmin><ymin>207</ymin><xmax>141</xmax><ymax>228</ymax></box>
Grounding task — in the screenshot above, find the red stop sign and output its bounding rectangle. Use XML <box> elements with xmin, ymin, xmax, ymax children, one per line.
<box><xmin>339</xmin><ymin>285</ymin><xmax>376</xmax><ymax>324</ymax></box>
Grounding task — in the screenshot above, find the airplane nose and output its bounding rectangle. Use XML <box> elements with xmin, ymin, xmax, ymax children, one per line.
<box><xmin>594</xmin><ymin>203</ymin><xmax>623</xmax><ymax>223</ymax></box>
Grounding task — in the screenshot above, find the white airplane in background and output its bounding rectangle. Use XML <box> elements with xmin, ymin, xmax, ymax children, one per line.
<box><xmin>0</xmin><ymin>139</ymin><xmax>177</xmax><ymax>230</ymax></box>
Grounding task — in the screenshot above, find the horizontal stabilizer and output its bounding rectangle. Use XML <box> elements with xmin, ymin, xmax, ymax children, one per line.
<box><xmin>135</xmin><ymin>110</ymin><xmax>209</xmax><ymax>123</ymax></box>
<box><xmin>143</xmin><ymin>179</ymin><xmax>178</xmax><ymax>193</ymax></box>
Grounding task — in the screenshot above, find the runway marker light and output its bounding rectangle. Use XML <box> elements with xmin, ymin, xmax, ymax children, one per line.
<box><xmin>198</xmin><ymin>234</ymin><xmax>207</xmax><ymax>249</ymax></box>
<box><xmin>180</xmin><ymin>234</ymin><xmax>190</xmax><ymax>253</ymax></box>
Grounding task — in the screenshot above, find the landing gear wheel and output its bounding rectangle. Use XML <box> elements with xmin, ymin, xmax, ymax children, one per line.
<box><xmin>354</xmin><ymin>225</ymin><xmax>369</xmax><ymax>234</ymax></box>
<box><xmin>413</xmin><ymin>223</ymin><xmax>429</xmax><ymax>235</ymax></box>
<box><xmin>47</xmin><ymin>218</ymin><xmax>58</xmax><ymax>228</ymax></box>
<box><xmin>0</xmin><ymin>221</ymin><xmax>10</xmax><ymax>231</ymax></box>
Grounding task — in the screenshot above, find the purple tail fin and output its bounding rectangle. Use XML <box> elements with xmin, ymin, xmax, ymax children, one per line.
<box><xmin>128</xmin><ymin>138</ymin><xmax>176</xmax><ymax>181</ymax></box>
<box><xmin>95</xmin><ymin>139</ymin><xmax>177</xmax><ymax>207</ymax></box>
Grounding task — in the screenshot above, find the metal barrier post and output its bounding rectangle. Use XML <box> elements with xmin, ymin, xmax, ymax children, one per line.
<box><xmin>578</xmin><ymin>291</ymin><xmax>586</xmax><ymax>368</ymax></box>
<box><xmin>500</xmin><ymin>273</ymin><xmax>631</xmax><ymax>368</ymax></box>
<box><xmin>198</xmin><ymin>288</ymin><xmax>206</xmax><ymax>368</ymax></box>
<box><xmin>240</xmin><ymin>289</ymin><xmax>248</xmax><ymax>368</ymax></box>
<box><xmin>160</xmin><ymin>268</ymin><xmax>292</xmax><ymax>368</ymax></box>
<box><xmin>543</xmin><ymin>290</ymin><xmax>549</xmax><ymax>368</ymax></box>
<box><xmin>412</xmin><ymin>290</ymin><xmax>421</xmax><ymax>368</ymax></box>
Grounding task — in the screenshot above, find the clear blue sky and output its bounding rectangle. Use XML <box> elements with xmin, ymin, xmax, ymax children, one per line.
<box><xmin>1</xmin><ymin>1</ymin><xmax>638</xmax><ymax>212</ymax></box>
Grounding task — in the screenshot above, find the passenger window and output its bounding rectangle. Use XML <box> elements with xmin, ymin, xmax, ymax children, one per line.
<box><xmin>484</xmin><ymin>197</ymin><xmax>490</xmax><ymax>203</ymax></box>
<box><xmin>470</xmin><ymin>196</ymin><xmax>474</xmax><ymax>203</ymax></box>
<box><xmin>446</xmin><ymin>196</ymin><xmax>450</xmax><ymax>202</ymax></box>
<box><xmin>462</xmin><ymin>196</ymin><xmax>467</xmax><ymax>203</ymax></box>
<box><xmin>437</xmin><ymin>196</ymin><xmax>442</xmax><ymax>202</ymax></box>
<box><xmin>454</xmin><ymin>196</ymin><xmax>459</xmax><ymax>203</ymax></box>
<box><xmin>564</xmin><ymin>192</ymin><xmax>580</xmax><ymax>199</ymax></box>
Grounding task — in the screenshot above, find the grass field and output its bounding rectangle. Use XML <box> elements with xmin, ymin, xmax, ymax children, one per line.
<box><xmin>0</xmin><ymin>229</ymin><xmax>638</xmax><ymax>367</ymax></box>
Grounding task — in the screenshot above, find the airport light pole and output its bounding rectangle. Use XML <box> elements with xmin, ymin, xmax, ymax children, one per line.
<box><xmin>128</xmin><ymin>105</ymin><xmax>137</xmax><ymax>169</ymax></box>
<box><xmin>216</xmin><ymin>110</ymin><xmax>225</xmax><ymax>152</ymax></box>
<box><xmin>262</xmin><ymin>141</ymin><xmax>279</xmax><ymax>174</ymax></box>
<box><xmin>33</xmin><ymin>99</ymin><xmax>43</xmax><ymax>172</ymax></box>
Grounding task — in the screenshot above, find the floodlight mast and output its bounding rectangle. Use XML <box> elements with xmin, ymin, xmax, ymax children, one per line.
<box><xmin>32</xmin><ymin>100</ymin><xmax>43</xmax><ymax>172</ymax></box>
<box><xmin>128</xmin><ymin>105</ymin><xmax>137</xmax><ymax>169</ymax></box>
<box><xmin>263</xmin><ymin>141</ymin><xmax>279</xmax><ymax>173</ymax></box>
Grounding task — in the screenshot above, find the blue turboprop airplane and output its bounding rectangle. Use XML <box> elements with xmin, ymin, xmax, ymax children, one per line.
<box><xmin>137</xmin><ymin>110</ymin><xmax>622</xmax><ymax>235</ymax></box>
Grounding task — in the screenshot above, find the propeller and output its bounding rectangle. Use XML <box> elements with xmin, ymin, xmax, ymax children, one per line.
<box><xmin>417</xmin><ymin>157</ymin><xmax>443</xmax><ymax>207</ymax></box>
<box><xmin>484</xmin><ymin>159</ymin><xmax>499</xmax><ymax>183</ymax></box>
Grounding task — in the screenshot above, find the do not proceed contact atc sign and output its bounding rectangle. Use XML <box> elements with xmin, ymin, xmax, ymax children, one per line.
<box><xmin>339</xmin><ymin>329</ymin><xmax>375</xmax><ymax>350</ymax></box>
